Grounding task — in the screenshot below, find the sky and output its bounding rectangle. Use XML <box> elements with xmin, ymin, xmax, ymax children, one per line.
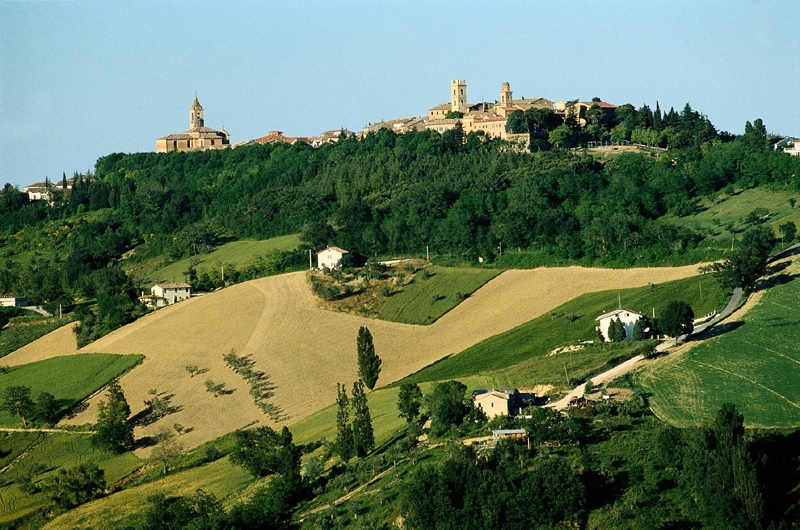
<box><xmin>1</xmin><ymin>1</ymin><xmax>798</xmax><ymax>189</ymax></box>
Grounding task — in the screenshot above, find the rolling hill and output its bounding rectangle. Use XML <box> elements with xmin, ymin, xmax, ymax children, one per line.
<box><xmin>8</xmin><ymin>264</ymin><xmax>703</xmax><ymax>453</ymax></box>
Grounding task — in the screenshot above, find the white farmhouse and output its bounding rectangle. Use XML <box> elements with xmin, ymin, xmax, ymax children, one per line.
<box><xmin>317</xmin><ymin>247</ymin><xmax>349</xmax><ymax>270</ymax></box>
<box><xmin>0</xmin><ymin>297</ymin><xmax>27</xmax><ymax>307</ymax></box>
<box><xmin>595</xmin><ymin>308</ymin><xmax>644</xmax><ymax>341</ymax></box>
<box><xmin>149</xmin><ymin>283</ymin><xmax>192</xmax><ymax>308</ymax></box>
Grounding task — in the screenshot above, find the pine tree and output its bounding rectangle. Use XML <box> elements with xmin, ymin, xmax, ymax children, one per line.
<box><xmin>351</xmin><ymin>380</ymin><xmax>374</xmax><ymax>457</ymax></box>
<box><xmin>609</xmin><ymin>318</ymin><xmax>627</xmax><ymax>342</ymax></box>
<box><xmin>335</xmin><ymin>383</ymin><xmax>354</xmax><ymax>462</ymax></box>
<box><xmin>357</xmin><ymin>326</ymin><xmax>382</xmax><ymax>390</ymax></box>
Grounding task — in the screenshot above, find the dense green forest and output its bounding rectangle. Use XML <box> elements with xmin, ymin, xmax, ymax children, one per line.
<box><xmin>0</xmin><ymin>102</ymin><xmax>798</xmax><ymax>344</ymax></box>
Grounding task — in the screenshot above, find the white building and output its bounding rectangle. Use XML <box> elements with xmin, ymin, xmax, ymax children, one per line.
<box><xmin>0</xmin><ymin>297</ymin><xmax>27</xmax><ymax>307</ymax></box>
<box><xmin>317</xmin><ymin>247</ymin><xmax>349</xmax><ymax>270</ymax></box>
<box><xmin>784</xmin><ymin>138</ymin><xmax>800</xmax><ymax>156</ymax></box>
<box><xmin>473</xmin><ymin>388</ymin><xmax>523</xmax><ymax>419</ymax></box>
<box><xmin>595</xmin><ymin>308</ymin><xmax>644</xmax><ymax>342</ymax></box>
<box><xmin>149</xmin><ymin>283</ymin><xmax>192</xmax><ymax>308</ymax></box>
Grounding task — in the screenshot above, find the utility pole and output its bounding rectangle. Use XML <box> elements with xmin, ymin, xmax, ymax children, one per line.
<box><xmin>309</xmin><ymin>249</ymin><xmax>312</xmax><ymax>270</ymax></box>
<box><xmin>426</xmin><ymin>245</ymin><xmax>429</xmax><ymax>262</ymax></box>
<box><xmin>563</xmin><ymin>362</ymin><xmax>570</xmax><ymax>386</ymax></box>
<box><xmin>221</xmin><ymin>265</ymin><xmax>224</xmax><ymax>282</ymax></box>
<box><xmin>618</xmin><ymin>293</ymin><xmax>621</xmax><ymax>309</ymax></box>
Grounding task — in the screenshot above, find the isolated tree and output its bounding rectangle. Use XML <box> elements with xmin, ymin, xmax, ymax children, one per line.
<box><xmin>351</xmin><ymin>380</ymin><xmax>374</xmax><ymax>457</ymax></box>
<box><xmin>631</xmin><ymin>319</ymin><xmax>644</xmax><ymax>341</ymax></box>
<box><xmin>660</xmin><ymin>301</ymin><xmax>694</xmax><ymax>344</ymax></box>
<box><xmin>397</xmin><ymin>382</ymin><xmax>423</xmax><ymax>423</ymax></box>
<box><xmin>1</xmin><ymin>386</ymin><xmax>34</xmax><ymax>427</ymax></box>
<box><xmin>608</xmin><ymin>318</ymin><xmax>627</xmax><ymax>342</ymax></box>
<box><xmin>335</xmin><ymin>383</ymin><xmax>354</xmax><ymax>462</ymax></box>
<box><xmin>230</xmin><ymin>425</ymin><xmax>300</xmax><ymax>479</ymax></box>
<box><xmin>779</xmin><ymin>221</ymin><xmax>796</xmax><ymax>245</ymax></box>
<box><xmin>713</xmin><ymin>225</ymin><xmax>777</xmax><ymax>292</ymax></box>
<box><xmin>357</xmin><ymin>326</ymin><xmax>382</xmax><ymax>390</ymax></box>
<box><xmin>34</xmin><ymin>391</ymin><xmax>60</xmax><ymax>425</ymax></box>
<box><xmin>789</xmin><ymin>198</ymin><xmax>796</xmax><ymax>210</ymax></box>
<box><xmin>150</xmin><ymin>428</ymin><xmax>183</xmax><ymax>476</ymax></box>
<box><xmin>185</xmin><ymin>364</ymin><xmax>200</xmax><ymax>377</ymax></box>
<box><xmin>93</xmin><ymin>382</ymin><xmax>134</xmax><ymax>453</ymax></box>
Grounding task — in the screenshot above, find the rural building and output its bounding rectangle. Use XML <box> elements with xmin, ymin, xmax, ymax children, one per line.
<box><xmin>148</xmin><ymin>283</ymin><xmax>192</xmax><ymax>308</ymax></box>
<box><xmin>0</xmin><ymin>297</ymin><xmax>27</xmax><ymax>307</ymax></box>
<box><xmin>156</xmin><ymin>96</ymin><xmax>230</xmax><ymax>153</ymax></box>
<box><xmin>473</xmin><ymin>388</ymin><xmax>523</xmax><ymax>419</ymax></box>
<box><xmin>784</xmin><ymin>138</ymin><xmax>800</xmax><ymax>156</ymax></box>
<box><xmin>23</xmin><ymin>177</ymin><xmax>73</xmax><ymax>202</ymax></box>
<box><xmin>317</xmin><ymin>247</ymin><xmax>349</xmax><ymax>270</ymax></box>
<box><xmin>492</xmin><ymin>429</ymin><xmax>528</xmax><ymax>442</ymax></box>
<box><xmin>595</xmin><ymin>308</ymin><xmax>644</xmax><ymax>342</ymax></box>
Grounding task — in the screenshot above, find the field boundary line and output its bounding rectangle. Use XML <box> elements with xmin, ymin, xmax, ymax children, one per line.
<box><xmin>688</xmin><ymin>359</ymin><xmax>800</xmax><ymax>410</ymax></box>
<box><xmin>729</xmin><ymin>337</ymin><xmax>800</xmax><ymax>367</ymax></box>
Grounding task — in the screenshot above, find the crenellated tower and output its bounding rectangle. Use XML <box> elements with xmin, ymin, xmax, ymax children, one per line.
<box><xmin>500</xmin><ymin>82</ymin><xmax>513</xmax><ymax>107</ymax></box>
<box><xmin>450</xmin><ymin>79</ymin><xmax>467</xmax><ymax>114</ymax></box>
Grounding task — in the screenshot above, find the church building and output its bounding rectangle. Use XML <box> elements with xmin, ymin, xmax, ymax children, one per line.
<box><xmin>156</xmin><ymin>96</ymin><xmax>230</xmax><ymax>153</ymax></box>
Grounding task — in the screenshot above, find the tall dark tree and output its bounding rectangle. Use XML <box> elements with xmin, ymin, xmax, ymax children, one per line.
<box><xmin>357</xmin><ymin>326</ymin><xmax>381</xmax><ymax>390</ymax></box>
<box><xmin>351</xmin><ymin>380</ymin><xmax>374</xmax><ymax>457</ymax></box>
<box><xmin>779</xmin><ymin>221</ymin><xmax>796</xmax><ymax>245</ymax></box>
<box><xmin>397</xmin><ymin>382</ymin><xmax>423</xmax><ymax>423</ymax></box>
<box><xmin>93</xmin><ymin>381</ymin><xmax>134</xmax><ymax>453</ymax></box>
<box><xmin>608</xmin><ymin>318</ymin><xmax>627</xmax><ymax>342</ymax></box>
<box><xmin>34</xmin><ymin>391</ymin><xmax>60</xmax><ymax>425</ymax></box>
<box><xmin>660</xmin><ymin>301</ymin><xmax>694</xmax><ymax>344</ymax></box>
<box><xmin>632</xmin><ymin>318</ymin><xmax>644</xmax><ymax>341</ymax></box>
<box><xmin>713</xmin><ymin>225</ymin><xmax>777</xmax><ymax>292</ymax></box>
<box><xmin>425</xmin><ymin>380</ymin><xmax>469</xmax><ymax>435</ymax></box>
<box><xmin>335</xmin><ymin>383</ymin><xmax>354</xmax><ymax>462</ymax></box>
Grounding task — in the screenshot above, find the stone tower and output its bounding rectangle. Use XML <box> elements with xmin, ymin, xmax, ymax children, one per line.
<box><xmin>190</xmin><ymin>95</ymin><xmax>204</xmax><ymax>129</ymax></box>
<box><xmin>500</xmin><ymin>82</ymin><xmax>513</xmax><ymax>107</ymax></box>
<box><xmin>451</xmin><ymin>79</ymin><xmax>467</xmax><ymax>114</ymax></box>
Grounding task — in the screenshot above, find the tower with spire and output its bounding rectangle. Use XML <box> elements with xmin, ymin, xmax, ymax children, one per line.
<box><xmin>156</xmin><ymin>94</ymin><xmax>230</xmax><ymax>153</ymax></box>
<box><xmin>190</xmin><ymin>95</ymin><xmax>205</xmax><ymax>129</ymax></box>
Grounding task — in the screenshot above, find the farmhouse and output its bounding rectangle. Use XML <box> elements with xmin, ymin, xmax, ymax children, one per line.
<box><xmin>473</xmin><ymin>388</ymin><xmax>523</xmax><ymax>419</ymax></box>
<box><xmin>317</xmin><ymin>247</ymin><xmax>349</xmax><ymax>270</ymax></box>
<box><xmin>147</xmin><ymin>283</ymin><xmax>192</xmax><ymax>308</ymax></box>
<box><xmin>596</xmin><ymin>308</ymin><xmax>644</xmax><ymax>342</ymax></box>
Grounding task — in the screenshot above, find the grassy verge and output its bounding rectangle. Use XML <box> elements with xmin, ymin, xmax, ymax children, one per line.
<box><xmin>636</xmin><ymin>266</ymin><xmax>800</xmax><ymax>428</ymax></box>
<box><xmin>377</xmin><ymin>265</ymin><xmax>500</xmax><ymax>324</ymax></box>
<box><xmin>399</xmin><ymin>274</ymin><xmax>726</xmax><ymax>386</ymax></box>
<box><xmin>0</xmin><ymin>354</ymin><xmax>144</xmax><ymax>426</ymax></box>
<box><xmin>0</xmin><ymin>317</ymin><xmax>75</xmax><ymax>358</ymax></box>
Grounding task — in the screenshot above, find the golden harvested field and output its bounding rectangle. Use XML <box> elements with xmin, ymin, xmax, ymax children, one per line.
<box><xmin>14</xmin><ymin>265</ymin><xmax>700</xmax><ymax>454</ymax></box>
<box><xmin>1</xmin><ymin>323</ymin><xmax>78</xmax><ymax>366</ymax></box>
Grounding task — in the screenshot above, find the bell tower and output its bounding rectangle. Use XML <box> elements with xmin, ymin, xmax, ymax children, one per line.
<box><xmin>451</xmin><ymin>79</ymin><xmax>467</xmax><ymax>114</ymax></box>
<box><xmin>190</xmin><ymin>95</ymin><xmax>204</xmax><ymax>129</ymax></box>
<box><xmin>500</xmin><ymin>82</ymin><xmax>513</xmax><ymax>107</ymax></box>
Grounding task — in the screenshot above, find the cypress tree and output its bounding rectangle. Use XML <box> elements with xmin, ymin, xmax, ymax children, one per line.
<box><xmin>632</xmin><ymin>319</ymin><xmax>644</xmax><ymax>341</ymax></box>
<box><xmin>357</xmin><ymin>326</ymin><xmax>382</xmax><ymax>390</ymax></box>
<box><xmin>351</xmin><ymin>380</ymin><xmax>374</xmax><ymax>457</ymax></box>
<box><xmin>335</xmin><ymin>383</ymin><xmax>354</xmax><ymax>462</ymax></box>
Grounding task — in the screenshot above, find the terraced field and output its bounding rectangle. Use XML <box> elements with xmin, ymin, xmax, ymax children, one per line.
<box><xmin>637</xmin><ymin>260</ymin><xmax>800</xmax><ymax>428</ymax></box>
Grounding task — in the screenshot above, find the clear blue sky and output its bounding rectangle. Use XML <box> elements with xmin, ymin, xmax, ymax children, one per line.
<box><xmin>1</xmin><ymin>1</ymin><xmax>798</xmax><ymax>188</ymax></box>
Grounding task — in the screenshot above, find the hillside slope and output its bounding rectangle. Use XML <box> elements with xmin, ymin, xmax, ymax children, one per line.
<box><xmin>12</xmin><ymin>265</ymin><xmax>701</xmax><ymax>452</ymax></box>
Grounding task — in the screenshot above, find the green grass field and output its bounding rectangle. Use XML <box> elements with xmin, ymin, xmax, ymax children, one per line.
<box><xmin>0</xmin><ymin>433</ymin><xmax>142</xmax><ymax>526</ymax></box>
<box><xmin>669</xmin><ymin>187</ymin><xmax>800</xmax><ymax>246</ymax></box>
<box><xmin>0</xmin><ymin>317</ymin><xmax>74</xmax><ymax>358</ymax></box>
<box><xmin>377</xmin><ymin>266</ymin><xmax>500</xmax><ymax>324</ymax></box>
<box><xmin>637</xmin><ymin>268</ymin><xmax>800</xmax><ymax>428</ymax></box>
<box><xmin>399</xmin><ymin>274</ymin><xmax>726</xmax><ymax>387</ymax></box>
<box><xmin>127</xmin><ymin>235</ymin><xmax>301</xmax><ymax>283</ymax></box>
<box><xmin>0</xmin><ymin>354</ymin><xmax>143</xmax><ymax>426</ymax></box>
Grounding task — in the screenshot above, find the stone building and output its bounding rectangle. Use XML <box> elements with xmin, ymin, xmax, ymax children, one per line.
<box><xmin>156</xmin><ymin>96</ymin><xmax>230</xmax><ymax>153</ymax></box>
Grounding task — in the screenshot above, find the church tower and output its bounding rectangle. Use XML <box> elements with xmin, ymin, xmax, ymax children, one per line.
<box><xmin>451</xmin><ymin>79</ymin><xmax>467</xmax><ymax>114</ymax></box>
<box><xmin>190</xmin><ymin>95</ymin><xmax>204</xmax><ymax>129</ymax></box>
<box><xmin>500</xmin><ymin>82</ymin><xmax>513</xmax><ymax>107</ymax></box>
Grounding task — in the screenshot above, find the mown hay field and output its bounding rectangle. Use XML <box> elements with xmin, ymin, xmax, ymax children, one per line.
<box><xmin>14</xmin><ymin>264</ymin><xmax>702</xmax><ymax>452</ymax></box>
<box><xmin>378</xmin><ymin>265</ymin><xmax>500</xmax><ymax>324</ymax></box>
<box><xmin>0</xmin><ymin>318</ymin><xmax>75</xmax><ymax>359</ymax></box>
<box><xmin>637</xmin><ymin>264</ymin><xmax>800</xmax><ymax>428</ymax></box>
<box><xmin>0</xmin><ymin>354</ymin><xmax>143</xmax><ymax>426</ymax></box>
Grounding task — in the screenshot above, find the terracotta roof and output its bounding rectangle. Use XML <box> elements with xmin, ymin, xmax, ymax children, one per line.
<box><xmin>317</xmin><ymin>246</ymin><xmax>349</xmax><ymax>255</ymax></box>
<box><xmin>595</xmin><ymin>308</ymin><xmax>644</xmax><ymax>321</ymax></box>
<box><xmin>153</xmin><ymin>282</ymin><xmax>191</xmax><ymax>289</ymax></box>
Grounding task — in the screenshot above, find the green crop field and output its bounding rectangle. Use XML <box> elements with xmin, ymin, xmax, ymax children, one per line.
<box><xmin>0</xmin><ymin>433</ymin><xmax>142</xmax><ymax>526</ymax></box>
<box><xmin>377</xmin><ymin>266</ymin><xmax>500</xmax><ymax>324</ymax></box>
<box><xmin>127</xmin><ymin>234</ymin><xmax>301</xmax><ymax>283</ymax></box>
<box><xmin>43</xmin><ymin>456</ymin><xmax>254</xmax><ymax>530</ymax></box>
<box><xmin>669</xmin><ymin>187</ymin><xmax>799</xmax><ymax>245</ymax></box>
<box><xmin>0</xmin><ymin>317</ymin><xmax>75</xmax><ymax>358</ymax></box>
<box><xmin>0</xmin><ymin>354</ymin><xmax>143</xmax><ymax>426</ymax></box>
<box><xmin>400</xmin><ymin>274</ymin><xmax>726</xmax><ymax>387</ymax></box>
<box><xmin>636</xmin><ymin>269</ymin><xmax>800</xmax><ymax>428</ymax></box>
